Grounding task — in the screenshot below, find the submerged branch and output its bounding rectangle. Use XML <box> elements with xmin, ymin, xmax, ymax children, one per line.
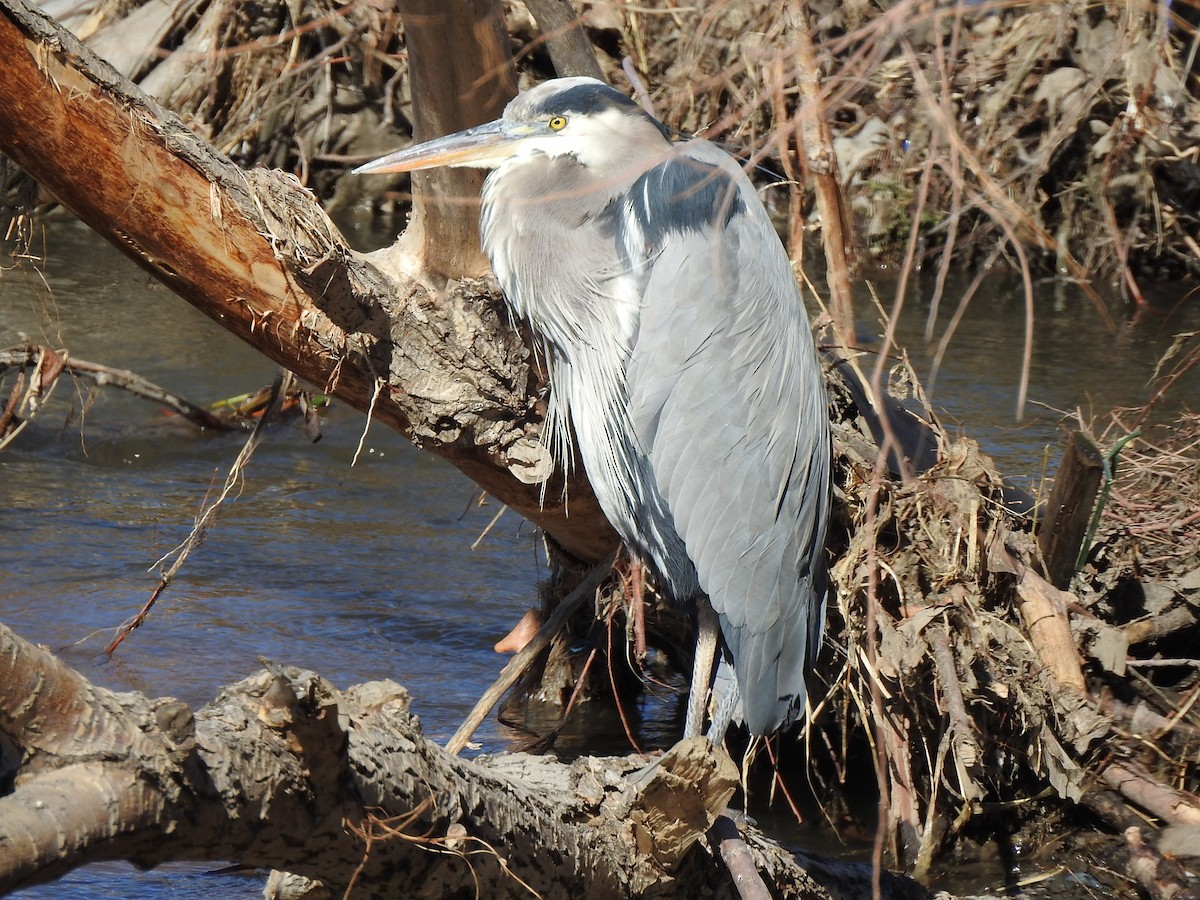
<box><xmin>0</xmin><ymin>344</ymin><xmax>229</xmax><ymax>431</ymax></box>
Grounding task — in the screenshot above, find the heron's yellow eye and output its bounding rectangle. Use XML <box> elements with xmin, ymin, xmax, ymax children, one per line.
<box><xmin>548</xmin><ymin>115</ymin><xmax>568</xmax><ymax>131</ymax></box>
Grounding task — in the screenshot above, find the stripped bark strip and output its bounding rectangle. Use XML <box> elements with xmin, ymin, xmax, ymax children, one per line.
<box><xmin>790</xmin><ymin>1</ymin><xmax>855</xmax><ymax>349</ymax></box>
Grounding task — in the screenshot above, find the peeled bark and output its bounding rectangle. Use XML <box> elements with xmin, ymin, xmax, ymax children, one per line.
<box><xmin>0</xmin><ymin>0</ymin><xmax>617</xmax><ymax>565</ymax></box>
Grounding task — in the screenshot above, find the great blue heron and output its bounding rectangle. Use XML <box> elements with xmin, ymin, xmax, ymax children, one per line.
<box><xmin>357</xmin><ymin>77</ymin><xmax>831</xmax><ymax>741</ymax></box>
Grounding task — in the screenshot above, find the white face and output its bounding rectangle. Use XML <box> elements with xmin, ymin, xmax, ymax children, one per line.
<box><xmin>492</xmin><ymin>76</ymin><xmax>675</xmax><ymax>172</ymax></box>
<box><xmin>498</xmin><ymin>106</ymin><xmax>662</xmax><ymax>171</ymax></box>
<box><xmin>354</xmin><ymin>78</ymin><xmax>674</xmax><ymax>178</ymax></box>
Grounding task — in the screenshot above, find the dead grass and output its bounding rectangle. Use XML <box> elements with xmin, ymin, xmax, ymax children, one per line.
<box><xmin>616</xmin><ymin>0</ymin><xmax>1200</xmax><ymax>284</ymax></box>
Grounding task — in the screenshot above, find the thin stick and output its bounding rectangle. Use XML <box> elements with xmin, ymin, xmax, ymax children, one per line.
<box><xmin>445</xmin><ymin>552</ymin><xmax>616</xmax><ymax>755</ymax></box>
<box><xmin>105</xmin><ymin>371</ymin><xmax>293</xmax><ymax>654</ymax></box>
<box><xmin>762</xmin><ymin>737</ymin><xmax>805</xmax><ymax>824</ymax></box>
<box><xmin>622</xmin><ymin>56</ymin><xmax>654</xmax><ymax>116</ymax></box>
<box><xmin>350</xmin><ymin>377</ymin><xmax>383</xmax><ymax>467</ymax></box>
<box><xmin>709</xmin><ymin>815</ymin><xmax>773</xmax><ymax>900</ymax></box>
<box><xmin>0</xmin><ymin>345</ymin><xmax>228</xmax><ymax>430</ymax></box>
<box><xmin>605</xmin><ymin>597</ymin><xmax>642</xmax><ymax>753</ymax></box>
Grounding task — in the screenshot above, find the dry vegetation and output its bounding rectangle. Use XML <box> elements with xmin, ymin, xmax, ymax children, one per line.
<box><xmin>30</xmin><ymin>0</ymin><xmax>1200</xmax><ymax>285</ymax></box>
<box><xmin>615</xmin><ymin>0</ymin><xmax>1200</xmax><ymax>288</ymax></box>
<box><xmin>816</xmin><ymin>358</ymin><xmax>1200</xmax><ymax>890</ymax></box>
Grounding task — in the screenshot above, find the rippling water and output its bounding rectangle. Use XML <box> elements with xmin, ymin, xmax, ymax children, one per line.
<box><xmin>2</xmin><ymin>217</ymin><xmax>1197</xmax><ymax>898</ymax></box>
<box><xmin>877</xmin><ymin>268</ymin><xmax>1199</xmax><ymax>496</ymax></box>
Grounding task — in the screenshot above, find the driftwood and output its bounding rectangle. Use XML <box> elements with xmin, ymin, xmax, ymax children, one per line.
<box><xmin>0</xmin><ymin>619</ymin><xmax>931</xmax><ymax>899</ymax></box>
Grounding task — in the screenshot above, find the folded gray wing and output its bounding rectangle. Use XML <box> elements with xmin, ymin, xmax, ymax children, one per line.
<box><xmin>624</xmin><ymin>142</ymin><xmax>831</xmax><ymax>734</ymax></box>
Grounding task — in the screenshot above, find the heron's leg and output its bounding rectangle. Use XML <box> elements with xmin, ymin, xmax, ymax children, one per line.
<box><xmin>684</xmin><ymin>603</ymin><xmax>720</xmax><ymax>738</ymax></box>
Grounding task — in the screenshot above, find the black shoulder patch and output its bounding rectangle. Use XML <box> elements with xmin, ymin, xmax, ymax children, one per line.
<box><xmin>628</xmin><ymin>157</ymin><xmax>745</xmax><ymax>248</ymax></box>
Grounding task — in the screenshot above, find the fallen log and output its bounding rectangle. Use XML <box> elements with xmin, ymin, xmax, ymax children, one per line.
<box><xmin>0</xmin><ymin>620</ymin><xmax>925</xmax><ymax>899</ymax></box>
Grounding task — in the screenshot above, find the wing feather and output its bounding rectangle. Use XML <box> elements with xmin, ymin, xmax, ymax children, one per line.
<box><xmin>625</xmin><ymin>141</ymin><xmax>831</xmax><ymax>734</ymax></box>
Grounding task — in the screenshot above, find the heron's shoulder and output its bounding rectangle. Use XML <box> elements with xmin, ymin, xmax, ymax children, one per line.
<box><xmin>621</xmin><ymin>141</ymin><xmax>751</xmax><ymax>246</ymax></box>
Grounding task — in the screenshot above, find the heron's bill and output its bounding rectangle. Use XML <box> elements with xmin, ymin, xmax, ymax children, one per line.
<box><xmin>353</xmin><ymin>120</ymin><xmax>521</xmax><ymax>174</ymax></box>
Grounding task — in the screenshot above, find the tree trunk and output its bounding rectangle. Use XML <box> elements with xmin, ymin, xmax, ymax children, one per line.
<box><xmin>0</xmin><ymin>0</ymin><xmax>617</xmax><ymax>566</ymax></box>
<box><xmin>0</xmin><ymin>620</ymin><xmax>928</xmax><ymax>899</ymax></box>
<box><xmin>390</xmin><ymin>0</ymin><xmax>516</xmax><ymax>279</ymax></box>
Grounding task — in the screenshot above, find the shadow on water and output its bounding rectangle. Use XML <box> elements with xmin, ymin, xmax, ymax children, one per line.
<box><xmin>2</xmin><ymin>217</ymin><xmax>1198</xmax><ymax>897</ymax></box>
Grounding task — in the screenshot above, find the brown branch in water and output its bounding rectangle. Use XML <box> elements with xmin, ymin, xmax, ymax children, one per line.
<box><xmin>0</xmin><ymin>344</ymin><xmax>230</xmax><ymax>430</ymax></box>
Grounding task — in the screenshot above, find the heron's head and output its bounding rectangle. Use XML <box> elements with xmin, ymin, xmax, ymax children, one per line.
<box><xmin>354</xmin><ymin>77</ymin><xmax>672</xmax><ymax>177</ymax></box>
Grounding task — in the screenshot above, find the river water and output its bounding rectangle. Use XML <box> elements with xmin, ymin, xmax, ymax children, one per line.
<box><xmin>1</xmin><ymin>216</ymin><xmax>1197</xmax><ymax>898</ymax></box>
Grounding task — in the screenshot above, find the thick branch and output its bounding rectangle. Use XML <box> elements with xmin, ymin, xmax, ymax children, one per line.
<box><xmin>0</xmin><ymin>620</ymin><xmax>907</xmax><ymax>899</ymax></box>
<box><xmin>524</xmin><ymin>0</ymin><xmax>604</xmax><ymax>80</ymax></box>
<box><xmin>0</xmin><ymin>0</ymin><xmax>616</xmax><ymax>563</ymax></box>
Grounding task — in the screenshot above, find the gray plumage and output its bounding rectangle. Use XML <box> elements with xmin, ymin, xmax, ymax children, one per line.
<box><xmin>356</xmin><ymin>77</ymin><xmax>832</xmax><ymax>738</ymax></box>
